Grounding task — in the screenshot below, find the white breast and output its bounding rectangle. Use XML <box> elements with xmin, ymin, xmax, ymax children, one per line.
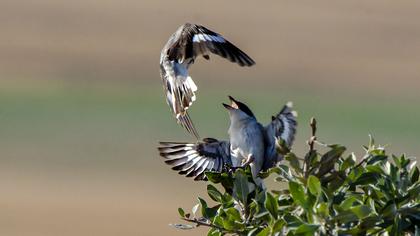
<box><xmin>230</xmin><ymin>147</ymin><xmax>244</xmax><ymax>167</ymax></box>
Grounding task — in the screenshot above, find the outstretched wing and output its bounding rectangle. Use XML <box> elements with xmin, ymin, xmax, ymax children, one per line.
<box><xmin>263</xmin><ymin>102</ymin><xmax>298</xmax><ymax>170</ymax></box>
<box><xmin>158</xmin><ymin>138</ymin><xmax>231</xmax><ymax>181</ymax></box>
<box><xmin>167</xmin><ymin>23</ymin><xmax>255</xmax><ymax>67</ymax></box>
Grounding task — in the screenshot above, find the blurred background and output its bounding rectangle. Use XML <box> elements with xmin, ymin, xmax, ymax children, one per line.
<box><xmin>1</xmin><ymin>0</ymin><xmax>419</xmax><ymax>235</ymax></box>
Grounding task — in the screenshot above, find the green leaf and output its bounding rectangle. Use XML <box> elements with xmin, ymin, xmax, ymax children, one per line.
<box><xmin>276</xmin><ymin>164</ymin><xmax>293</xmax><ymax>182</ymax></box>
<box><xmin>294</xmin><ymin>224</ymin><xmax>320</xmax><ymax>234</ymax></box>
<box><xmin>366</xmin><ymin>165</ymin><xmax>385</xmax><ymax>175</ymax></box>
<box><xmin>255</xmin><ymin>227</ymin><xmax>270</xmax><ymax>236</ymax></box>
<box><xmin>276</xmin><ymin>137</ymin><xmax>291</xmax><ymax>155</ymax></box>
<box><xmin>352</xmin><ymin>172</ymin><xmax>380</xmax><ymax>186</ymax></box>
<box><xmin>177</xmin><ymin>207</ymin><xmax>185</xmax><ymax>218</ymax></box>
<box><xmin>307</xmin><ymin>175</ymin><xmax>321</xmax><ymax>196</ymax></box>
<box><xmin>254</xmin><ymin>211</ymin><xmax>270</xmax><ymax>220</ymax></box>
<box><xmin>316</xmin><ymin>202</ymin><xmax>329</xmax><ymax>217</ymax></box>
<box><xmin>360</xmin><ymin>215</ymin><xmax>382</xmax><ymax>230</ymax></box>
<box><xmin>192</xmin><ymin>204</ymin><xmax>199</xmax><ymax>216</ymax></box>
<box><xmin>233</xmin><ymin>169</ymin><xmax>249</xmax><ymax>205</ymax></box>
<box><xmin>222</xmin><ymin>219</ymin><xmax>236</xmax><ymax>231</ymax></box>
<box><xmin>390</xmin><ymin>214</ymin><xmax>402</xmax><ymax>236</ymax></box>
<box><xmin>340</xmin><ymin>153</ymin><xmax>356</xmax><ymax>171</ymax></box>
<box><xmin>207</xmin><ymin>228</ymin><xmax>222</xmax><ymax>236</ymax></box>
<box><xmin>205</xmin><ymin>171</ymin><xmax>222</xmax><ymax>183</ymax></box>
<box><xmin>272</xmin><ymin>219</ymin><xmax>285</xmax><ymax>233</ymax></box>
<box><xmin>198</xmin><ymin>197</ymin><xmax>218</xmax><ymax>219</ymax></box>
<box><xmin>198</xmin><ymin>197</ymin><xmax>208</xmax><ymax>209</ymax></box>
<box><xmin>285</xmin><ymin>152</ymin><xmax>302</xmax><ymax>174</ymax></box>
<box><xmin>317</xmin><ymin>145</ymin><xmax>346</xmax><ymax>177</ymax></box>
<box><xmin>407</xmin><ymin>182</ymin><xmax>420</xmax><ymax>199</ymax></box>
<box><xmin>213</xmin><ymin>215</ymin><xmax>224</xmax><ymax>228</ymax></box>
<box><xmin>221</xmin><ymin>192</ymin><xmax>234</xmax><ymax>207</ymax></box>
<box><xmin>289</xmin><ymin>181</ymin><xmax>307</xmax><ymax>208</ymax></box>
<box><xmin>225</xmin><ymin>207</ymin><xmax>242</xmax><ymax>222</ymax></box>
<box><xmin>258</xmin><ymin>167</ymin><xmax>281</xmax><ymax>179</ymax></box>
<box><xmin>207</xmin><ymin>185</ymin><xmax>223</xmax><ymax>202</ymax></box>
<box><xmin>340</xmin><ymin>196</ymin><xmax>360</xmax><ymax>210</ymax></box>
<box><xmin>334</xmin><ymin>210</ymin><xmax>359</xmax><ymax>224</ymax></box>
<box><xmin>328</xmin><ymin>175</ymin><xmax>345</xmax><ymax>192</ymax></box>
<box><xmin>206</xmin><ymin>172</ymin><xmax>234</xmax><ymax>191</ymax></box>
<box><xmin>411</xmin><ymin>166</ymin><xmax>419</xmax><ymax>183</ymax></box>
<box><xmin>265</xmin><ymin>192</ymin><xmax>279</xmax><ymax>219</ymax></box>
<box><xmin>350</xmin><ymin>205</ymin><xmax>372</xmax><ymax>219</ymax></box>
<box><xmin>366</xmin><ymin>155</ymin><xmax>387</xmax><ymax>165</ymax></box>
<box><xmin>283</xmin><ymin>213</ymin><xmax>303</xmax><ymax>227</ymax></box>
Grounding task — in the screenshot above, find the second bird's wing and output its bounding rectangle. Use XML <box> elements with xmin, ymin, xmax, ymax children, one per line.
<box><xmin>263</xmin><ymin>102</ymin><xmax>298</xmax><ymax>170</ymax></box>
<box><xmin>158</xmin><ymin>138</ymin><xmax>231</xmax><ymax>181</ymax></box>
<box><xmin>167</xmin><ymin>23</ymin><xmax>255</xmax><ymax>66</ymax></box>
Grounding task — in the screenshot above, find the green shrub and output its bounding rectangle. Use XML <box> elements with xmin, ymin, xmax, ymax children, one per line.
<box><xmin>172</xmin><ymin>118</ymin><xmax>420</xmax><ymax>235</ymax></box>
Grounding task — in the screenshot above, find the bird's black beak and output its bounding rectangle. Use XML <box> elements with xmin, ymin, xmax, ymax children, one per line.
<box><xmin>223</xmin><ymin>103</ymin><xmax>233</xmax><ymax>110</ymax></box>
<box><xmin>223</xmin><ymin>96</ymin><xmax>239</xmax><ymax>110</ymax></box>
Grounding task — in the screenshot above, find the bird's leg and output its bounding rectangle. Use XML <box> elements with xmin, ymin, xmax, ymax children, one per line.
<box><xmin>241</xmin><ymin>154</ymin><xmax>254</xmax><ymax>168</ymax></box>
<box><xmin>229</xmin><ymin>166</ymin><xmax>239</xmax><ymax>174</ymax></box>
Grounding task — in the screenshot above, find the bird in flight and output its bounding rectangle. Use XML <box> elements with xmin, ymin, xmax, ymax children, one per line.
<box><xmin>158</xmin><ymin>97</ymin><xmax>297</xmax><ymax>183</ymax></box>
<box><xmin>160</xmin><ymin>23</ymin><xmax>255</xmax><ymax>139</ymax></box>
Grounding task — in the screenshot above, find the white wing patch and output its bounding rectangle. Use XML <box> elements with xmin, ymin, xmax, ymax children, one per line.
<box><xmin>192</xmin><ymin>34</ymin><xmax>226</xmax><ymax>43</ymax></box>
<box><xmin>186</xmin><ymin>76</ymin><xmax>198</xmax><ymax>92</ymax></box>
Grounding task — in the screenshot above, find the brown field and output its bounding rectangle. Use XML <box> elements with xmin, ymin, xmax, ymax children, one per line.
<box><xmin>0</xmin><ymin>0</ymin><xmax>419</xmax><ymax>235</ymax></box>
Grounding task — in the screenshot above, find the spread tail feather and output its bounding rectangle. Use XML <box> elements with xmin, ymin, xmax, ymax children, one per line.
<box><xmin>171</xmin><ymin>76</ymin><xmax>199</xmax><ymax>139</ymax></box>
<box><xmin>177</xmin><ymin>111</ymin><xmax>200</xmax><ymax>139</ymax></box>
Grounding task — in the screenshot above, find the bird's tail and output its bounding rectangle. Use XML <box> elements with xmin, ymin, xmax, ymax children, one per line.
<box><xmin>274</xmin><ymin>102</ymin><xmax>298</xmax><ymax>147</ymax></box>
<box><xmin>173</xmin><ymin>76</ymin><xmax>199</xmax><ymax>139</ymax></box>
<box><xmin>177</xmin><ymin>111</ymin><xmax>200</xmax><ymax>139</ymax></box>
<box><xmin>262</xmin><ymin>102</ymin><xmax>298</xmax><ymax>170</ymax></box>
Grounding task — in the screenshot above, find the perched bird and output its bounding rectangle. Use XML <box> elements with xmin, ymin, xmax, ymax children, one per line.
<box><xmin>159</xmin><ymin>23</ymin><xmax>255</xmax><ymax>139</ymax></box>
<box><xmin>158</xmin><ymin>96</ymin><xmax>297</xmax><ymax>182</ymax></box>
<box><xmin>223</xmin><ymin>96</ymin><xmax>265</xmax><ymax>186</ymax></box>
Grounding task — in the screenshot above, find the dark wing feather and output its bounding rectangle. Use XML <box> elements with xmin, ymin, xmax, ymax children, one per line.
<box><xmin>158</xmin><ymin>138</ymin><xmax>231</xmax><ymax>181</ymax></box>
<box><xmin>166</xmin><ymin>25</ymin><xmax>194</xmax><ymax>63</ymax></box>
<box><xmin>166</xmin><ymin>23</ymin><xmax>255</xmax><ymax>66</ymax></box>
<box><xmin>190</xmin><ymin>24</ymin><xmax>255</xmax><ymax>66</ymax></box>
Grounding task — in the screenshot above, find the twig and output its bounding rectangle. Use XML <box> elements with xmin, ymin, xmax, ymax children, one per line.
<box><xmin>348</xmin><ymin>154</ymin><xmax>369</xmax><ymax>174</ymax></box>
<box><xmin>309</xmin><ymin>117</ymin><xmax>317</xmax><ymax>152</ymax></box>
<box><xmin>181</xmin><ymin>217</ymin><xmax>242</xmax><ymax>234</ymax></box>
<box><xmin>304</xmin><ymin>117</ymin><xmax>317</xmax><ymax>178</ymax></box>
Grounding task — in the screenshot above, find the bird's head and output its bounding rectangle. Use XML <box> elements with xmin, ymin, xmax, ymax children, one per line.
<box><xmin>223</xmin><ymin>96</ymin><xmax>255</xmax><ymax>121</ymax></box>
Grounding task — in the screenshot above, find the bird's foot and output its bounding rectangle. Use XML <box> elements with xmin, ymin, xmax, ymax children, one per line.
<box><xmin>228</xmin><ymin>166</ymin><xmax>241</xmax><ymax>174</ymax></box>
<box><xmin>241</xmin><ymin>155</ymin><xmax>255</xmax><ymax>168</ymax></box>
